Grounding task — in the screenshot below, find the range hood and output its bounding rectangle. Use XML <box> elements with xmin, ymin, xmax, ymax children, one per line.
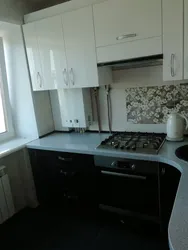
<box><xmin>98</xmin><ymin>54</ymin><xmax>163</xmax><ymax>70</ymax></box>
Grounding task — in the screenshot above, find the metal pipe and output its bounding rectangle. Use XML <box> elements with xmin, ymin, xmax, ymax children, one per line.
<box><xmin>105</xmin><ymin>85</ymin><xmax>112</xmax><ymax>134</ymax></box>
<box><xmin>94</xmin><ymin>87</ymin><xmax>101</xmax><ymax>133</ymax></box>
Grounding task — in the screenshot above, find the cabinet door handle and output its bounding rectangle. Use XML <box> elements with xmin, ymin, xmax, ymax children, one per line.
<box><xmin>171</xmin><ymin>54</ymin><xmax>175</xmax><ymax>77</ymax></box>
<box><xmin>37</xmin><ymin>72</ymin><xmax>42</xmax><ymax>88</ymax></box>
<box><xmin>161</xmin><ymin>168</ymin><xmax>166</xmax><ymax>175</ymax></box>
<box><xmin>116</xmin><ymin>33</ymin><xmax>137</xmax><ymax>41</ymax></box>
<box><xmin>63</xmin><ymin>68</ymin><xmax>68</xmax><ymax>86</ymax></box>
<box><xmin>58</xmin><ymin>156</ymin><xmax>72</xmax><ymax>162</ymax></box>
<box><xmin>69</xmin><ymin>68</ymin><xmax>75</xmax><ymax>85</ymax></box>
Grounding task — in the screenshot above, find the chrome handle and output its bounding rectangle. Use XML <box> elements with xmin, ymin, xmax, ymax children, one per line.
<box><xmin>116</xmin><ymin>33</ymin><xmax>137</xmax><ymax>41</ymax></box>
<box><xmin>58</xmin><ymin>156</ymin><xmax>72</xmax><ymax>162</ymax></box>
<box><xmin>111</xmin><ymin>161</ymin><xmax>117</xmax><ymax>167</ymax></box>
<box><xmin>171</xmin><ymin>54</ymin><xmax>175</xmax><ymax>77</ymax></box>
<box><xmin>101</xmin><ymin>171</ymin><xmax>146</xmax><ymax>180</ymax></box>
<box><xmin>63</xmin><ymin>68</ymin><xmax>68</xmax><ymax>86</ymax></box>
<box><xmin>131</xmin><ymin>164</ymin><xmax>136</xmax><ymax>170</ymax></box>
<box><xmin>37</xmin><ymin>72</ymin><xmax>42</xmax><ymax>88</ymax></box>
<box><xmin>161</xmin><ymin>168</ymin><xmax>166</xmax><ymax>176</ymax></box>
<box><xmin>69</xmin><ymin>68</ymin><xmax>74</xmax><ymax>85</ymax></box>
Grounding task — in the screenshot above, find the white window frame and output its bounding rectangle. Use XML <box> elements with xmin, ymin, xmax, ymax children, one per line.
<box><xmin>0</xmin><ymin>38</ymin><xmax>14</xmax><ymax>143</ymax></box>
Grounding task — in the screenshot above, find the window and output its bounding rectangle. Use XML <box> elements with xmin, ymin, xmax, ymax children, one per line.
<box><xmin>0</xmin><ymin>38</ymin><xmax>14</xmax><ymax>142</ymax></box>
<box><xmin>0</xmin><ymin>87</ymin><xmax>6</xmax><ymax>133</ymax></box>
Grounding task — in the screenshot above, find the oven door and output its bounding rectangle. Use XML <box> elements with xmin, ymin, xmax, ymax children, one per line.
<box><xmin>98</xmin><ymin>165</ymin><xmax>159</xmax><ymax>217</ymax></box>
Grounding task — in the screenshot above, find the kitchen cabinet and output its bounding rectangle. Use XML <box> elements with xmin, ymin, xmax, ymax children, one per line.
<box><xmin>29</xmin><ymin>149</ymin><xmax>97</xmax><ymax>207</ymax></box>
<box><xmin>62</xmin><ymin>6</ymin><xmax>98</xmax><ymax>88</ymax></box>
<box><xmin>24</xmin><ymin>6</ymin><xmax>108</xmax><ymax>90</ymax></box>
<box><xmin>23</xmin><ymin>23</ymin><xmax>44</xmax><ymax>91</ymax></box>
<box><xmin>93</xmin><ymin>0</ymin><xmax>162</xmax><ymax>63</ymax></box>
<box><xmin>23</xmin><ymin>16</ymin><xmax>67</xmax><ymax>91</ymax></box>
<box><xmin>184</xmin><ymin>0</ymin><xmax>188</xmax><ymax>79</ymax></box>
<box><xmin>93</xmin><ymin>0</ymin><xmax>161</xmax><ymax>48</ymax></box>
<box><xmin>36</xmin><ymin>16</ymin><xmax>68</xmax><ymax>90</ymax></box>
<box><xmin>163</xmin><ymin>0</ymin><xmax>184</xmax><ymax>81</ymax></box>
<box><xmin>159</xmin><ymin>163</ymin><xmax>181</xmax><ymax>230</ymax></box>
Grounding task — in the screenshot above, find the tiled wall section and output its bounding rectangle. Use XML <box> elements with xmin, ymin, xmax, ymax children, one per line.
<box><xmin>126</xmin><ymin>84</ymin><xmax>188</xmax><ymax>124</ymax></box>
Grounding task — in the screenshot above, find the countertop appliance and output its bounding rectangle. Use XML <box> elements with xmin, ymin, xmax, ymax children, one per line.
<box><xmin>97</xmin><ymin>132</ymin><xmax>166</xmax><ymax>154</ymax></box>
<box><xmin>167</xmin><ymin>113</ymin><xmax>188</xmax><ymax>141</ymax></box>
<box><xmin>94</xmin><ymin>156</ymin><xmax>160</xmax><ymax>221</ymax></box>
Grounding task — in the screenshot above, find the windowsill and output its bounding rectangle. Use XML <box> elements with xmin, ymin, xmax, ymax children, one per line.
<box><xmin>0</xmin><ymin>137</ymin><xmax>35</xmax><ymax>159</ymax></box>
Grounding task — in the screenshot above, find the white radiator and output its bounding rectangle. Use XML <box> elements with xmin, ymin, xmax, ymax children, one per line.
<box><xmin>0</xmin><ymin>166</ymin><xmax>15</xmax><ymax>224</ymax></box>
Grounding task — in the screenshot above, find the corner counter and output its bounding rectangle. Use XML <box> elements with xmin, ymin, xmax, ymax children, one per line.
<box><xmin>27</xmin><ymin>132</ymin><xmax>188</xmax><ymax>250</ymax></box>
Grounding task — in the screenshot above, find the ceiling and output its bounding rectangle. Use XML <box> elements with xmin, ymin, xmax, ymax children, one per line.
<box><xmin>20</xmin><ymin>0</ymin><xmax>70</xmax><ymax>13</ymax></box>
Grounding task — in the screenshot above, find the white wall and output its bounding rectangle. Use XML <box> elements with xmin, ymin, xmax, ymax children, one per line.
<box><xmin>89</xmin><ymin>65</ymin><xmax>176</xmax><ymax>133</ymax></box>
<box><xmin>0</xmin><ymin>22</ymin><xmax>39</xmax><ymax>140</ymax></box>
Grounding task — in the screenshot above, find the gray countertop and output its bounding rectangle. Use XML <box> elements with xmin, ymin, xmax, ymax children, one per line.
<box><xmin>27</xmin><ymin>132</ymin><xmax>188</xmax><ymax>250</ymax></box>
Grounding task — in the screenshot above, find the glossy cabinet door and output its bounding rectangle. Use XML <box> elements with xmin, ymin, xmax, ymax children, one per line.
<box><xmin>184</xmin><ymin>0</ymin><xmax>188</xmax><ymax>79</ymax></box>
<box><xmin>29</xmin><ymin>149</ymin><xmax>97</xmax><ymax>207</ymax></box>
<box><xmin>62</xmin><ymin>6</ymin><xmax>98</xmax><ymax>88</ymax></box>
<box><xmin>93</xmin><ymin>0</ymin><xmax>161</xmax><ymax>48</ymax></box>
<box><xmin>159</xmin><ymin>163</ymin><xmax>181</xmax><ymax>230</ymax></box>
<box><xmin>23</xmin><ymin>23</ymin><xmax>44</xmax><ymax>91</ymax></box>
<box><xmin>36</xmin><ymin>16</ymin><xmax>68</xmax><ymax>90</ymax></box>
<box><xmin>163</xmin><ymin>0</ymin><xmax>184</xmax><ymax>81</ymax></box>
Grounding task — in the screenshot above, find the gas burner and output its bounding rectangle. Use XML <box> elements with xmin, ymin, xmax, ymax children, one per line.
<box><xmin>98</xmin><ymin>132</ymin><xmax>166</xmax><ymax>154</ymax></box>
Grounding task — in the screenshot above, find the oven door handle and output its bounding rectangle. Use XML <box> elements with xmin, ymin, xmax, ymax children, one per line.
<box><xmin>101</xmin><ymin>170</ymin><xmax>147</xmax><ymax>180</ymax></box>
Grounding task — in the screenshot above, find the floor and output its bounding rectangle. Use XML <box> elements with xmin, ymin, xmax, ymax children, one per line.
<box><xmin>0</xmin><ymin>206</ymin><xmax>169</xmax><ymax>250</ymax></box>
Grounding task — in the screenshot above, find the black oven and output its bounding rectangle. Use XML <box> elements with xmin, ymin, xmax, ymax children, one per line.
<box><xmin>94</xmin><ymin>156</ymin><xmax>159</xmax><ymax>219</ymax></box>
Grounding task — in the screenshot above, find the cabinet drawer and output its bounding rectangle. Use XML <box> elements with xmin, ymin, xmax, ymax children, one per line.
<box><xmin>29</xmin><ymin>149</ymin><xmax>96</xmax><ymax>206</ymax></box>
<box><xmin>93</xmin><ymin>0</ymin><xmax>162</xmax><ymax>48</ymax></box>
<box><xmin>35</xmin><ymin>150</ymin><xmax>94</xmax><ymax>170</ymax></box>
<box><xmin>96</xmin><ymin>37</ymin><xmax>162</xmax><ymax>64</ymax></box>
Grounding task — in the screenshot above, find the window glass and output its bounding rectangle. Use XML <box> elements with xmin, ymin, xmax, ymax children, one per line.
<box><xmin>0</xmin><ymin>72</ymin><xmax>6</xmax><ymax>134</ymax></box>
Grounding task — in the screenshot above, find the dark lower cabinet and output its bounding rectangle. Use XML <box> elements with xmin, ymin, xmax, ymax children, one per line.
<box><xmin>159</xmin><ymin>163</ymin><xmax>181</xmax><ymax>230</ymax></box>
<box><xmin>29</xmin><ymin>149</ymin><xmax>181</xmax><ymax>231</ymax></box>
<box><xmin>29</xmin><ymin>149</ymin><xmax>97</xmax><ymax>208</ymax></box>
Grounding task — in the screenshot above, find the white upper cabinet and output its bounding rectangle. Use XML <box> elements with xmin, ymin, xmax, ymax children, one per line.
<box><xmin>23</xmin><ymin>23</ymin><xmax>44</xmax><ymax>91</ymax></box>
<box><xmin>93</xmin><ymin>0</ymin><xmax>162</xmax><ymax>48</ymax></box>
<box><xmin>24</xmin><ymin>6</ymin><xmax>104</xmax><ymax>91</ymax></box>
<box><xmin>23</xmin><ymin>16</ymin><xmax>68</xmax><ymax>91</ymax></box>
<box><xmin>163</xmin><ymin>0</ymin><xmax>184</xmax><ymax>81</ymax></box>
<box><xmin>35</xmin><ymin>16</ymin><xmax>68</xmax><ymax>90</ymax></box>
<box><xmin>93</xmin><ymin>0</ymin><xmax>162</xmax><ymax>63</ymax></box>
<box><xmin>184</xmin><ymin>0</ymin><xmax>188</xmax><ymax>79</ymax></box>
<box><xmin>62</xmin><ymin>6</ymin><xmax>98</xmax><ymax>88</ymax></box>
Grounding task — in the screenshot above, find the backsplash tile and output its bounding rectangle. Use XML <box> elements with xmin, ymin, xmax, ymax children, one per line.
<box><xmin>126</xmin><ymin>84</ymin><xmax>188</xmax><ymax>124</ymax></box>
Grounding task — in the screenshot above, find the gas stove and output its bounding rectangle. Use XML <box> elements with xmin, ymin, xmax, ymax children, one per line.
<box><xmin>98</xmin><ymin>132</ymin><xmax>166</xmax><ymax>154</ymax></box>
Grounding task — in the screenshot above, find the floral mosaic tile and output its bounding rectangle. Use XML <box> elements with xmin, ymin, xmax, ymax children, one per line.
<box><xmin>126</xmin><ymin>84</ymin><xmax>188</xmax><ymax>124</ymax></box>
